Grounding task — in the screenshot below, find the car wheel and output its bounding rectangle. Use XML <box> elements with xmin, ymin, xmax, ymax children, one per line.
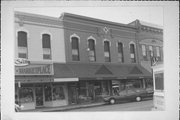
<box><xmin>136</xmin><ymin>96</ymin><xmax>141</xmax><ymax>102</ymax></box>
<box><xmin>109</xmin><ymin>98</ymin><xmax>116</xmax><ymax>104</ymax></box>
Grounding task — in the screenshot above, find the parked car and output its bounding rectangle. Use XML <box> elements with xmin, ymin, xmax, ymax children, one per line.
<box><xmin>103</xmin><ymin>88</ymin><xmax>153</xmax><ymax>104</ymax></box>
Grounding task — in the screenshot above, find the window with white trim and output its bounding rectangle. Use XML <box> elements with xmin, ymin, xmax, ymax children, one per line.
<box><xmin>18</xmin><ymin>31</ymin><xmax>28</xmax><ymax>58</ymax></box>
<box><xmin>88</xmin><ymin>39</ymin><xmax>96</xmax><ymax>62</ymax></box>
<box><xmin>117</xmin><ymin>42</ymin><xmax>124</xmax><ymax>63</ymax></box>
<box><xmin>42</xmin><ymin>34</ymin><xmax>51</xmax><ymax>60</ymax></box>
<box><xmin>156</xmin><ymin>46</ymin><xmax>161</xmax><ymax>61</ymax></box>
<box><xmin>71</xmin><ymin>37</ymin><xmax>80</xmax><ymax>61</ymax></box>
<box><xmin>149</xmin><ymin>46</ymin><xmax>153</xmax><ymax>57</ymax></box>
<box><xmin>130</xmin><ymin>44</ymin><xmax>136</xmax><ymax>63</ymax></box>
<box><xmin>141</xmin><ymin>44</ymin><xmax>148</xmax><ymax>61</ymax></box>
<box><xmin>104</xmin><ymin>41</ymin><xmax>111</xmax><ymax>62</ymax></box>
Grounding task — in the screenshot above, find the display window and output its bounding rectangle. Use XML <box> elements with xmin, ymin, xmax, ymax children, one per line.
<box><xmin>52</xmin><ymin>85</ymin><xmax>65</xmax><ymax>100</ymax></box>
<box><xmin>44</xmin><ymin>84</ymin><xmax>52</xmax><ymax>101</ymax></box>
<box><xmin>94</xmin><ymin>81</ymin><xmax>102</xmax><ymax>95</ymax></box>
<box><xmin>19</xmin><ymin>87</ymin><xmax>34</xmax><ymax>103</ymax></box>
<box><xmin>102</xmin><ymin>81</ymin><xmax>109</xmax><ymax>95</ymax></box>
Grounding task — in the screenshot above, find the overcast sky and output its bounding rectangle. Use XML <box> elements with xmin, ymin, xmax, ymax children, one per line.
<box><xmin>15</xmin><ymin>6</ymin><xmax>163</xmax><ymax>26</ymax></box>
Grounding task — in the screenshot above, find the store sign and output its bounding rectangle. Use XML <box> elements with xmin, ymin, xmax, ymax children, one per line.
<box><xmin>15</xmin><ymin>58</ymin><xmax>30</xmax><ymax>66</ymax></box>
<box><xmin>15</xmin><ymin>64</ymin><xmax>53</xmax><ymax>75</ymax></box>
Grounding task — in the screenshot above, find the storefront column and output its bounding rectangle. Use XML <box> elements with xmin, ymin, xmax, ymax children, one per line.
<box><xmin>86</xmin><ymin>82</ymin><xmax>89</xmax><ymax>97</ymax></box>
<box><xmin>64</xmin><ymin>83</ymin><xmax>69</xmax><ymax>105</ymax></box>
<box><xmin>50</xmin><ymin>83</ymin><xmax>53</xmax><ymax>100</ymax></box>
<box><xmin>142</xmin><ymin>79</ymin><xmax>146</xmax><ymax>88</ymax></box>
<box><xmin>33</xmin><ymin>84</ymin><xmax>36</xmax><ymax>106</ymax></box>
<box><xmin>42</xmin><ymin>84</ymin><xmax>45</xmax><ymax>105</ymax></box>
<box><xmin>109</xmin><ymin>80</ymin><xmax>113</xmax><ymax>95</ymax></box>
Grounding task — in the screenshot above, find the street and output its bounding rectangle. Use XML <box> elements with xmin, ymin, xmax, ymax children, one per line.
<box><xmin>67</xmin><ymin>100</ymin><xmax>153</xmax><ymax>111</ymax></box>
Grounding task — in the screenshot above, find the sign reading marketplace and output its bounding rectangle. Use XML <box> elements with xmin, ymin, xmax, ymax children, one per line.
<box><xmin>15</xmin><ymin>64</ymin><xmax>53</xmax><ymax>75</ymax></box>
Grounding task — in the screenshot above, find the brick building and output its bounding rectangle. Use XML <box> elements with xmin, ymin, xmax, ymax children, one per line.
<box><xmin>14</xmin><ymin>12</ymin><xmax>163</xmax><ymax>110</ymax></box>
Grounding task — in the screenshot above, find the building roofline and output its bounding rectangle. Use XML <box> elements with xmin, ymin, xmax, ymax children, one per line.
<box><xmin>61</xmin><ymin>12</ymin><xmax>136</xmax><ymax>29</ymax></box>
<box><xmin>129</xmin><ymin>19</ymin><xmax>163</xmax><ymax>30</ymax></box>
<box><xmin>139</xmin><ymin>20</ymin><xmax>163</xmax><ymax>29</ymax></box>
<box><xmin>15</xmin><ymin>11</ymin><xmax>61</xmax><ymax>21</ymax></box>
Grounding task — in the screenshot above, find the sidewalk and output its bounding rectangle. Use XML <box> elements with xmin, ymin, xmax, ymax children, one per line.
<box><xmin>21</xmin><ymin>102</ymin><xmax>105</xmax><ymax>112</ymax></box>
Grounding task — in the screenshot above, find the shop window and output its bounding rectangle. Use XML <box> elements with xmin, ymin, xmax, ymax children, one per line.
<box><xmin>79</xmin><ymin>81</ymin><xmax>87</xmax><ymax>97</ymax></box>
<box><xmin>155</xmin><ymin>73</ymin><xmax>164</xmax><ymax>90</ymax></box>
<box><xmin>52</xmin><ymin>86</ymin><xmax>65</xmax><ymax>100</ymax></box>
<box><xmin>145</xmin><ymin>79</ymin><xmax>153</xmax><ymax>88</ymax></box>
<box><xmin>88</xmin><ymin>39</ymin><xmax>96</xmax><ymax>62</ymax></box>
<box><xmin>44</xmin><ymin>85</ymin><xmax>52</xmax><ymax>101</ymax></box>
<box><xmin>18</xmin><ymin>31</ymin><xmax>28</xmax><ymax>59</ymax></box>
<box><xmin>19</xmin><ymin>87</ymin><xmax>33</xmax><ymax>103</ymax></box>
<box><xmin>94</xmin><ymin>81</ymin><xmax>102</xmax><ymax>95</ymax></box>
<box><xmin>126</xmin><ymin>80</ymin><xmax>143</xmax><ymax>89</ymax></box>
<box><xmin>104</xmin><ymin>41</ymin><xmax>111</xmax><ymax>62</ymax></box>
<box><xmin>141</xmin><ymin>44</ymin><xmax>148</xmax><ymax>61</ymax></box>
<box><xmin>71</xmin><ymin>37</ymin><xmax>80</xmax><ymax>61</ymax></box>
<box><xmin>130</xmin><ymin>43</ymin><xmax>136</xmax><ymax>63</ymax></box>
<box><xmin>117</xmin><ymin>42</ymin><xmax>124</xmax><ymax>63</ymax></box>
<box><xmin>42</xmin><ymin>34</ymin><xmax>51</xmax><ymax>60</ymax></box>
<box><xmin>102</xmin><ymin>81</ymin><xmax>109</xmax><ymax>95</ymax></box>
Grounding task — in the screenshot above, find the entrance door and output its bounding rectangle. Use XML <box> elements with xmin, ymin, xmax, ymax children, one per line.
<box><xmin>35</xmin><ymin>87</ymin><xmax>43</xmax><ymax>107</ymax></box>
<box><xmin>88</xmin><ymin>84</ymin><xmax>94</xmax><ymax>100</ymax></box>
<box><xmin>68</xmin><ymin>86</ymin><xmax>78</xmax><ymax>104</ymax></box>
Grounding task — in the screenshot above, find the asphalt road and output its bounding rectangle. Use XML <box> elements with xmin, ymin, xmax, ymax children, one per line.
<box><xmin>67</xmin><ymin>100</ymin><xmax>153</xmax><ymax>111</ymax></box>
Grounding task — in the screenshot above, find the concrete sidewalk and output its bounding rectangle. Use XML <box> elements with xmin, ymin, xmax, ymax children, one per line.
<box><xmin>21</xmin><ymin>102</ymin><xmax>105</xmax><ymax>112</ymax></box>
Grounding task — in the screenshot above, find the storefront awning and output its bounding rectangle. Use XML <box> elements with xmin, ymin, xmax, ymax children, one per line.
<box><xmin>53</xmin><ymin>63</ymin><xmax>152</xmax><ymax>80</ymax></box>
<box><xmin>15</xmin><ymin>76</ymin><xmax>54</xmax><ymax>83</ymax></box>
<box><xmin>54</xmin><ymin>78</ymin><xmax>78</xmax><ymax>82</ymax></box>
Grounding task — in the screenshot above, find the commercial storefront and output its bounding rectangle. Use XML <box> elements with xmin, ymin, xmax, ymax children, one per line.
<box><xmin>53</xmin><ymin>63</ymin><xmax>152</xmax><ymax>105</ymax></box>
<box><xmin>15</xmin><ymin>64</ymin><xmax>70</xmax><ymax>110</ymax></box>
<box><xmin>15</xmin><ymin>63</ymin><xmax>152</xmax><ymax>110</ymax></box>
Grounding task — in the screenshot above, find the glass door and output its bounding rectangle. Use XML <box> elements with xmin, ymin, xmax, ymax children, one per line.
<box><xmin>68</xmin><ymin>86</ymin><xmax>78</xmax><ymax>104</ymax></box>
<box><xmin>35</xmin><ymin>87</ymin><xmax>44</xmax><ymax>107</ymax></box>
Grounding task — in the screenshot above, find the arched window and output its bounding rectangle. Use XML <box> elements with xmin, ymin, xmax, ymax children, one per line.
<box><xmin>141</xmin><ymin>44</ymin><xmax>148</xmax><ymax>61</ymax></box>
<box><xmin>117</xmin><ymin>42</ymin><xmax>124</xmax><ymax>63</ymax></box>
<box><xmin>130</xmin><ymin>43</ymin><xmax>136</xmax><ymax>63</ymax></box>
<box><xmin>156</xmin><ymin>46</ymin><xmax>162</xmax><ymax>61</ymax></box>
<box><xmin>71</xmin><ymin>37</ymin><xmax>80</xmax><ymax>61</ymax></box>
<box><xmin>17</xmin><ymin>31</ymin><xmax>28</xmax><ymax>58</ymax></box>
<box><xmin>149</xmin><ymin>45</ymin><xmax>153</xmax><ymax>57</ymax></box>
<box><xmin>42</xmin><ymin>34</ymin><xmax>51</xmax><ymax>60</ymax></box>
<box><xmin>88</xmin><ymin>39</ymin><xmax>96</xmax><ymax>62</ymax></box>
<box><xmin>104</xmin><ymin>40</ymin><xmax>111</xmax><ymax>62</ymax></box>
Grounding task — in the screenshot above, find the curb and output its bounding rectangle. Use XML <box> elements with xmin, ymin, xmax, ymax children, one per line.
<box><xmin>43</xmin><ymin>103</ymin><xmax>106</xmax><ymax>112</ymax></box>
<box><xmin>21</xmin><ymin>102</ymin><xmax>106</xmax><ymax>112</ymax></box>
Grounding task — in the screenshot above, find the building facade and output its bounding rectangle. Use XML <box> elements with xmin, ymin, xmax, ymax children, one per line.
<box><xmin>14</xmin><ymin>12</ymin><xmax>163</xmax><ymax>110</ymax></box>
<box><xmin>129</xmin><ymin>20</ymin><xmax>163</xmax><ymax>72</ymax></box>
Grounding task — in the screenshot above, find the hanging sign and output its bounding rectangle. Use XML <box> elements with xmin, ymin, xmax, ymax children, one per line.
<box><xmin>15</xmin><ymin>58</ymin><xmax>30</xmax><ymax>66</ymax></box>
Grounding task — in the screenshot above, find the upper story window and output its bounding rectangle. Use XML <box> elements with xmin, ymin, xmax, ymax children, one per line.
<box><xmin>149</xmin><ymin>46</ymin><xmax>154</xmax><ymax>57</ymax></box>
<box><xmin>117</xmin><ymin>42</ymin><xmax>124</xmax><ymax>63</ymax></box>
<box><xmin>17</xmin><ymin>31</ymin><xmax>28</xmax><ymax>59</ymax></box>
<box><xmin>88</xmin><ymin>39</ymin><xmax>96</xmax><ymax>62</ymax></box>
<box><xmin>141</xmin><ymin>44</ymin><xmax>148</xmax><ymax>61</ymax></box>
<box><xmin>156</xmin><ymin>46</ymin><xmax>161</xmax><ymax>61</ymax></box>
<box><xmin>104</xmin><ymin>40</ymin><xmax>111</xmax><ymax>62</ymax></box>
<box><xmin>71</xmin><ymin>37</ymin><xmax>80</xmax><ymax>61</ymax></box>
<box><xmin>130</xmin><ymin>43</ymin><xmax>136</xmax><ymax>63</ymax></box>
<box><xmin>42</xmin><ymin>34</ymin><xmax>51</xmax><ymax>60</ymax></box>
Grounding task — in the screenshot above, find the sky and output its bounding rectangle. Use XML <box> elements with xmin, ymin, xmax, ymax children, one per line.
<box><xmin>15</xmin><ymin>6</ymin><xmax>163</xmax><ymax>26</ymax></box>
